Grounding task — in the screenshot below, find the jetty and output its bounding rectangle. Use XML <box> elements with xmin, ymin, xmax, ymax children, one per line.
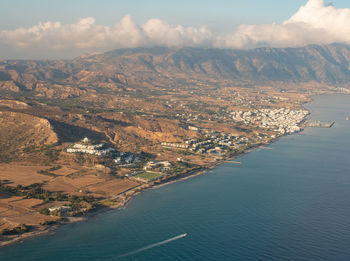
<box><xmin>306</xmin><ymin>120</ymin><xmax>335</xmax><ymax>128</ymax></box>
<box><xmin>225</xmin><ymin>161</ymin><xmax>242</xmax><ymax>164</ymax></box>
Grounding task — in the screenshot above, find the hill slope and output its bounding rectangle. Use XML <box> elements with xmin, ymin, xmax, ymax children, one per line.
<box><xmin>0</xmin><ymin>111</ymin><xmax>58</xmax><ymax>162</ymax></box>
<box><xmin>0</xmin><ymin>44</ymin><xmax>350</xmax><ymax>96</ymax></box>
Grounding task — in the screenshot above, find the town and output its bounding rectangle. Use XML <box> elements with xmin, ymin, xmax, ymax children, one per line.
<box><xmin>66</xmin><ymin>106</ymin><xmax>309</xmax><ymax>183</ymax></box>
<box><xmin>162</xmin><ymin>131</ymin><xmax>253</xmax><ymax>156</ymax></box>
<box><xmin>162</xmin><ymin>108</ymin><xmax>309</xmax><ymax>157</ymax></box>
<box><xmin>230</xmin><ymin>108</ymin><xmax>309</xmax><ymax>134</ymax></box>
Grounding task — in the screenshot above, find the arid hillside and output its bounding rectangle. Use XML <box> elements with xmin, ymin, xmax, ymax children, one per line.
<box><xmin>0</xmin><ymin>111</ymin><xmax>58</xmax><ymax>162</ymax></box>
<box><xmin>0</xmin><ymin>44</ymin><xmax>350</xmax><ymax>99</ymax></box>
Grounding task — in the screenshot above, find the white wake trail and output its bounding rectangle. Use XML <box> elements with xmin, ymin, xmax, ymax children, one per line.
<box><xmin>118</xmin><ymin>233</ymin><xmax>187</xmax><ymax>258</ymax></box>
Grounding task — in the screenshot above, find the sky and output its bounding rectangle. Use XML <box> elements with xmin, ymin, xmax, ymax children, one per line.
<box><xmin>0</xmin><ymin>0</ymin><xmax>349</xmax><ymax>59</ymax></box>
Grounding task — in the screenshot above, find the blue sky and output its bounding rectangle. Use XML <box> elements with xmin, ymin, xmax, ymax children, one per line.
<box><xmin>1</xmin><ymin>0</ymin><xmax>344</xmax><ymax>31</ymax></box>
<box><xmin>0</xmin><ymin>0</ymin><xmax>349</xmax><ymax>59</ymax></box>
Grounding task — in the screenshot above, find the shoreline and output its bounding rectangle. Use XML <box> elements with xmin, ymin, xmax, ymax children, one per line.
<box><xmin>1</xmin><ymin>95</ymin><xmax>326</xmax><ymax>249</ymax></box>
<box><xmin>0</xmin><ymin>135</ymin><xmax>281</xmax><ymax>249</ymax></box>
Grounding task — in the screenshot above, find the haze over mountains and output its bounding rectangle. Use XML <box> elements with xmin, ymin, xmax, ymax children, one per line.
<box><xmin>0</xmin><ymin>44</ymin><xmax>350</xmax><ymax>96</ymax></box>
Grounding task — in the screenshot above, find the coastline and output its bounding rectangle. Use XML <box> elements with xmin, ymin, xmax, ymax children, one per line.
<box><xmin>0</xmin><ymin>135</ymin><xmax>282</xmax><ymax>249</ymax></box>
<box><xmin>1</xmin><ymin>95</ymin><xmax>325</xmax><ymax>249</ymax></box>
<box><xmin>1</xmin><ymin>93</ymin><xmax>349</xmax><ymax>261</ymax></box>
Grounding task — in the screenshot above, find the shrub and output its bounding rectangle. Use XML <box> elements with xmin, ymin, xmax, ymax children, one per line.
<box><xmin>39</xmin><ymin>207</ymin><xmax>49</xmax><ymax>215</ymax></box>
<box><xmin>1</xmin><ymin>224</ymin><xmax>29</xmax><ymax>235</ymax></box>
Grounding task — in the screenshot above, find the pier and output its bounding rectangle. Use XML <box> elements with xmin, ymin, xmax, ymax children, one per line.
<box><xmin>306</xmin><ymin>120</ymin><xmax>335</xmax><ymax>128</ymax></box>
<box><xmin>261</xmin><ymin>146</ymin><xmax>273</xmax><ymax>150</ymax></box>
<box><xmin>225</xmin><ymin>161</ymin><xmax>242</xmax><ymax>164</ymax></box>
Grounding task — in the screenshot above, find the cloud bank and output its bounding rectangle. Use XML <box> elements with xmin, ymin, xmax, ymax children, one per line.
<box><xmin>220</xmin><ymin>0</ymin><xmax>350</xmax><ymax>49</ymax></box>
<box><xmin>1</xmin><ymin>0</ymin><xmax>350</xmax><ymax>58</ymax></box>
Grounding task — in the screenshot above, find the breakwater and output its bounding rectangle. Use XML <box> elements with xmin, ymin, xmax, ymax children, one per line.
<box><xmin>306</xmin><ymin>120</ymin><xmax>335</xmax><ymax>128</ymax></box>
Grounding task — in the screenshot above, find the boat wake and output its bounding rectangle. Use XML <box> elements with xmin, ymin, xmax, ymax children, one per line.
<box><xmin>118</xmin><ymin>233</ymin><xmax>187</xmax><ymax>258</ymax></box>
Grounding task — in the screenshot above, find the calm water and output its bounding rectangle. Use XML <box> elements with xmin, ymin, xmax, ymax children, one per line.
<box><xmin>1</xmin><ymin>94</ymin><xmax>350</xmax><ymax>261</ymax></box>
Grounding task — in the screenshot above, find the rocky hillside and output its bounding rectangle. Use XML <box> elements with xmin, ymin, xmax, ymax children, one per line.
<box><xmin>0</xmin><ymin>44</ymin><xmax>350</xmax><ymax>96</ymax></box>
<box><xmin>81</xmin><ymin>44</ymin><xmax>350</xmax><ymax>84</ymax></box>
<box><xmin>0</xmin><ymin>111</ymin><xmax>58</xmax><ymax>162</ymax></box>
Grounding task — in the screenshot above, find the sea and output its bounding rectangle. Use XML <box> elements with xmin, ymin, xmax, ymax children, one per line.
<box><xmin>0</xmin><ymin>94</ymin><xmax>349</xmax><ymax>261</ymax></box>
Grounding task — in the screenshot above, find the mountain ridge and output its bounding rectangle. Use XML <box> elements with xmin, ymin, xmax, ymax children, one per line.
<box><xmin>1</xmin><ymin>44</ymin><xmax>350</xmax><ymax>96</ymax></box>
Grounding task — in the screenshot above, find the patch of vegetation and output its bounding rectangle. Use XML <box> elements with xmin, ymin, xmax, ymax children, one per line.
<box><xmin>167</xmin><ymin>167</ymin><xmax>184</xmax><ymax>175</ymax></box>
<box><xmin>134</xmin><ymin>171</ymin><xmax>164</xmax><ymax>181</ymax></box>
<box><xmin>1</xmin><ymin>224</ymin><xmax>30</xmax><ymax>235</ymax></box>
<box><xmin>37</xmin><ymin>97</ymin><xmax>89</xmax><ymax>109</ymax></box>
<box><xmin>40</xmin><ymin>220</ymin><xmax>59</xmax><ymax>226</ymax></box>
<box><xmin>0</xmin><ymin>153</ymin><xmax>13</xmax><ymax>163</ymax></box>
<box><xmin>37</xmin><ymin>165</ymin><xmax>62</xmax><ymax>177</ymax></box>
<box><xmin>66</xmin><ymin>169</ymin><xmax>88</xmax><ymax>179</ymax></box>
<box><xmin>0</xmin><ymin>183</ymin><xmax>24</xmax><ymax>196</ymax></box>
<box><xmin>100</xmin><ymin>200</ymin><xmax>117</xmax><ymax>207</ymax></box>
<box><xmin>0</xmin><ymin>140</ymin><xmax>61</xmax><ymax>164</ymax></box>
<box><xmin>0</xmin><ymin>182</ymin><xmax>97</xmax><ymax>204</ymax></box>
<box><xmin>42</xmin><ymin>147</ymin><xmax>61</xmax><ymax>164</ymax></box>
<box><xmin>69</xmin><ymin>200</ymin><xmax>96</xmax><ymax>216</ymax></box>
<box><xmin>39</xmin><ymin>207</ymin><xmax>49</xmax><ymax>215</ymax></box>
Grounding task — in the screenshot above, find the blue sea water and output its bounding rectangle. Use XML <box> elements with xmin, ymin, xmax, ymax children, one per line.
<box><xmin>1</xmin><ymin>94</ymin><xmax>350</xmax><ymax>261</ymax></box>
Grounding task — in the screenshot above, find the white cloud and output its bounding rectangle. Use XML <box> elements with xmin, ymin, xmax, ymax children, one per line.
<box><xmin>0</xmin><ymin>0</ymin><xmax>350</xmax><ymax>58</ymax></box>
<box><xmin>142</xmin><ymin>19</ymin><xmax>213</xmax><ymax>47</ymax></box>
<box><xmin>0</xmin><ymin>14</ymin><xmax>213</xmax><ymax>58</ymax></box>
<box><xmin>218</xmin><ymin>0</ymin><xmax>350</xmax><ymax>48</ymax></box>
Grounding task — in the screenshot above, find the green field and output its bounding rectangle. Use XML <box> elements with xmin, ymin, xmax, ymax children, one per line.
<box><xmin>134</xmin><ymin>171</ymin><xmax>164</xmax><ymax>181</ymax></box>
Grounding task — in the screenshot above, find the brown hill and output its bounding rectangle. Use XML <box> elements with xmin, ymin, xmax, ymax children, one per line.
<box><xmin>0</xmin><ymin>44</ymin><xmax>350</xmax><ymax>99</ymax></box>
<box><xmin>0</xmin><ymin>111</ymin><xmax>58</xmax><ymax>162</ymax></box>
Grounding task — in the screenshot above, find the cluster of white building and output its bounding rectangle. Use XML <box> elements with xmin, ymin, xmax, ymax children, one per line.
<box><xmin>114</xmin><ymin>152</ymin><xmax>140</xmax><ymax>165</ymax></box>
<box><xmin>48</xmin><ymin>205</ymin><xmax>70</xmax><ymax>214</ymax></box>
<box><xmin>230</xmin><ymin>108</ymin><xmax>309</xmax><ymax>134</ymax></box>
<box><xmin>161</xmin><ymin>142</ymin><xmax>189</xmax><ymax>149</ymax></box>
<box><xmin>143</xmin><ymin>161</ymin><xmax>171</xmax><ymax>172</ymax></box>
<box><xmin>66</xmin><ymin>137</ymin><xmax>115</xmax><ymax>156</ymax></box>
<box><xmin>67</xmin><ymin>138</ymin><xmax>143</xmax><ymax>167</ymax></box>
<box><xmin>161</xmin><ymin>131</ymin><xmax>251</xmax><ymax>155</ymax></box>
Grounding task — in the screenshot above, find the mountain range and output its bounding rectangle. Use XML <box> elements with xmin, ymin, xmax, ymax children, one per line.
<box><xmin>1</xmin><ymin>43</ymin><xmax>350</xmax><ymax>95</ymax></box>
